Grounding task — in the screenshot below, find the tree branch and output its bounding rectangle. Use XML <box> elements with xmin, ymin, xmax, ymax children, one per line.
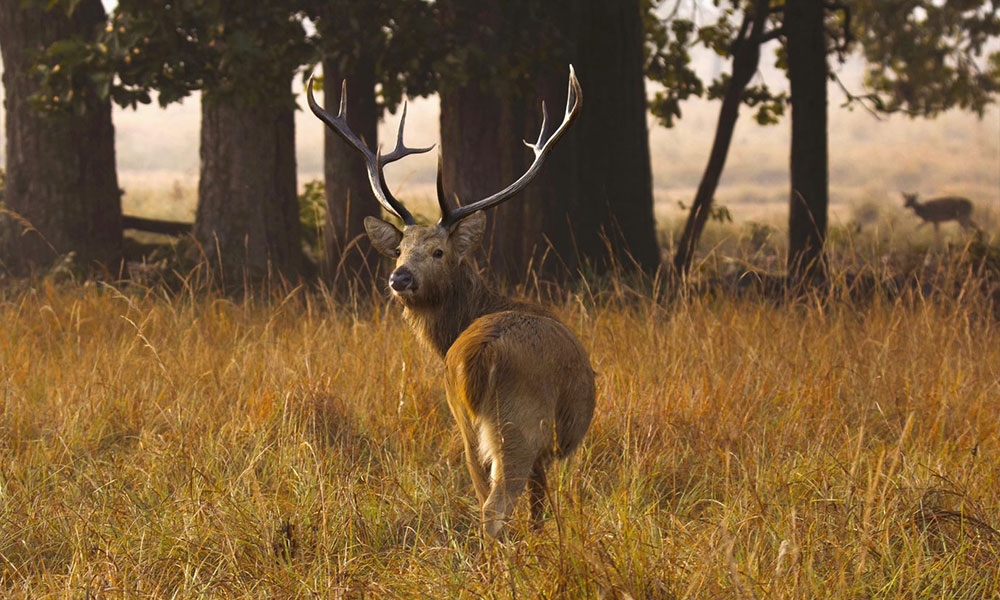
<box><xmin>661</xmin><ymin>0</ymin><xmax>685</xmax><ymax>22</ymax></box>
<box><xmin>755</xmin><ymin>27</ymin><xmax>784</xmax><ymax>44</ymax></box>
<box><xmin>672</xmin><ymin>0</ymin><xmax>773</xmax><ymax>276</ymax></box>
<box><xmin>735</xmin><ymin>9</ymin><xmax>753</xmax><ymax>45</ymax></box>
<box><xmin>824</xmin><ymin>0</ymin><xmax>854</xmax><ymax>61</ymax></box>
<box><xmin>831</xmin><ymin>71</ymin><xmax>884</xmax><ymax>119</ymax></box>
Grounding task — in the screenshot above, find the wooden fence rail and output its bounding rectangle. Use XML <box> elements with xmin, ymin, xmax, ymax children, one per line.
<box><xmin>122</xmin><ymin>215</ymin><xmax>192</xmax><ymax>236</ymax></box>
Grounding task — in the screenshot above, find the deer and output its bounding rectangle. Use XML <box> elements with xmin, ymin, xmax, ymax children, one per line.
<box><xmin>307</xmin><ymin>66</ymin><xmax>595</xmax><ymax>538</ymax></box>
<box><xmin>901</xmin><ymin>192</ymin><xmax>975</xmax><ymax>232</ymax></box>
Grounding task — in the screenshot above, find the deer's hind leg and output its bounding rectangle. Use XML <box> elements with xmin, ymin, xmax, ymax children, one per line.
<box><xmin>445</xmin><ymin>379</ymin><xmax>490</xmax><ymax>505</ymax></box>
<box><xmin>463</xmin><ymin>431</ymin><xmax>491</xmax><ymax>505</ymax></box>
<box><xmin>528</xmin><ymin>456</ymin><xmax>551</xmax><ymax>528</ymax></box>
<box><xmin>479</xmin><ymin>422</ymin><xmax>538</xmax><ymax>538</ymax></box>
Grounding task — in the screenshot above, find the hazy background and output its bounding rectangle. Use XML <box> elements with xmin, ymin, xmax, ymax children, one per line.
<box><xmin>2</xmin><ymin>44</ymin><xmax>998</xmax><ymax>230</ymax></box>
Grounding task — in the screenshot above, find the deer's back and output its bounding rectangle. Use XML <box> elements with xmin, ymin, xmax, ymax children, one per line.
<box><xmin>445</xmin><ymin>309</ymin><xmax>596</xmax><ymax>457</ymax></box>
<box><xmin>916</xmin><ymin>196</ymin><xmax>973</xmax><ymax>220</ymax></box>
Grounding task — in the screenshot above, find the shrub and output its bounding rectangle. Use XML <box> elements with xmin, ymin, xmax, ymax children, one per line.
<box><xmin>299</xmin><ymin>179</ymin><xmax>326</xmax><ymax>264</ymax></box>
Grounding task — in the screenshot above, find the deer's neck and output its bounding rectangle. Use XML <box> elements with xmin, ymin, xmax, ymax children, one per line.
<box><xmin>402</xmin><ymin>262</ymin><xmax>520</xmax><ymax>358</ymax></box>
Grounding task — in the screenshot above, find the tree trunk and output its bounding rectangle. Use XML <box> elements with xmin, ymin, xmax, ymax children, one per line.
<box><xmin>673</xmin><ymin>0</ymin><xmax>768</xmax><ymax>277</ymax></box>
<box><xmin>785</xmin><ymin>0</ymin><xmax>829</xmax><ymax>284</ymax></box>
<box><xmin>195</xmin><ymin>88</ymin><xmax>301</xmax><ymax>287</ymax></box>
<box><xmin>321</xmin><ymin>55</ymin><xmax>381</xmax><ymax>292</ymax></box>
<box><xmin>540</xmin><ymin>0</ymin><xmax>659</xmax><ymax>276</ymax></box>
<box><xmin>440</xmin><ymin>86</ymin><xmax>529</xmax><ymax>280</ymax></box>
<box><xmin>0</xmin><ymin>0</ymin><xmax>122</xmax><ymax>276</ymax></box>
<box><xmin>438</xmin><ymin>0</ymin><xmax>529</xmax><ymax>282</ymax></box>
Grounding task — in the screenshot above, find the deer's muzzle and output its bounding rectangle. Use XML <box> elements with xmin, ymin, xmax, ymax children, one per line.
<box><xmin>389</xmin><ymin>267</ymin><xmax>417</xmax><ymax>293</ymax></box>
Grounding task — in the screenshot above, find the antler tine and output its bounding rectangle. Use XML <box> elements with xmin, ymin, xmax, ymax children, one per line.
<box><xmin>382</xmin><ymin>102</ymin><xmax>435</xmax><ymax>164</ymax></box>
<box><xmin>435</xmin><ymin>154</ymin><xmax>452</xmax><ymax>221</ymax></box>
<box><xmin>306</xmin><ymin>75</ymin><xmax>417</xmax><ymax>225</ymax></box>
<box><xmin>525</xmin><ymin>100</ymin><xmax>550</xmax><ymax>156</ymax></box>
<box><xmin>439</xmin><ymin>65</ymin><xmax>582</xmax><ymax>228</ymax></box>
<box><xmin>338</xmin><ymin>79</ymin><xmax>348</xmax><ymax>118</ymax></box>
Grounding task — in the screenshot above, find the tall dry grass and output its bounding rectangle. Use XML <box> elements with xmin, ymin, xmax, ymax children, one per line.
<box><xmin>1</xmin><ymin>257</ymin><xmax>998</xmax><ymax>598</ymax></box>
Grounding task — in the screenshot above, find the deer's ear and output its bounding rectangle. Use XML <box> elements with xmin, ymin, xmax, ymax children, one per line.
<box><xmin>364</xmin><ymin>216</ymin><xmax>403</xmax><ymax>257</ymax></box>
<box><xmin>448</xmin><ymin>212</ymin><xmax>486</xmax><ymax>258</ymax></box>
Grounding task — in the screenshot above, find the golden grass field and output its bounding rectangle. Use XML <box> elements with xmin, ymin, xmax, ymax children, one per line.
<box><xmin>2</xmin><ymin>241</ymin><xmax>999</xmax><ymax>598</ymax></box>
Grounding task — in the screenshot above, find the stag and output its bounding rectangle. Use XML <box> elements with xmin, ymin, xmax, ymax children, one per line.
<box><xmin>902</xmin><ymin>192</ymin><xmax>975</xmax><ymax>232</ymax></box>
<box><xmin>307</xmin><ymin>67</ymin><xmax>594</xmax><ymax>538</ymax></box>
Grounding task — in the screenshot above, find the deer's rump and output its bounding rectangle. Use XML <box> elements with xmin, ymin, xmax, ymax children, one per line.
<box><xmin>445</xmin><ymin>310</ymin><xmax>596</xmax><ymax>459</ymax></box>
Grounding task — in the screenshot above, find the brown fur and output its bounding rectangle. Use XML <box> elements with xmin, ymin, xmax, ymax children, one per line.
<box><xmin>902</xmin><ymin>192</ymin><xmax>975</xmax><ymax>232</ymax></box>
<box><xmin>364</xmin><ymin>213</ymin><xmax>596</xmax><ymax>537</ymax></box>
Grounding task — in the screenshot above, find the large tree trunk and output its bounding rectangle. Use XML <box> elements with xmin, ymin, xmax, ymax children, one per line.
<box><xmin>321</xmin><ymin>56</ymin><xmax>380</xmax><ymax>291</ymax></box>
<box><xmin>541</xmin><ymin>0</ymin><xmax>659</xmax><ymax>276</ymax></box>
<box><xmin>440</xmin><ymin>86</ymin><xmax>528</xmax><ymax>280</ymax></box>
<box><xmin>785</xmin><ymin>0</ymin><xmax>829</xmax><ymax>284</ymax></box>
<box><xmin>0</xmin><ymin>0</ymin><xmax>122</xmax><ymax>276</ymax></box>
<box><xmin>672</xmin><ymin>0</ymin><xmax>768</xmax><ymax>277</ymax></box>
<box><xmin>195</xmin><ymin>88</ymin><xmax>301</xmax><ymax>287</ymax></box>
<box><xmin>438</xmin><ymin>0</ymin><xmax>529</xmax><ymax>282</ymax></box>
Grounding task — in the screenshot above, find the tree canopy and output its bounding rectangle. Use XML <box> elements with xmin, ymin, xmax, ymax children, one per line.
<box><xmin>35</xmin><ymin>0</ymin><xmax>311</xmax><ymax>111</ymax></box>
<box><xmin>32</xmin><ymin>0</ymin><xmax>441</xmax><ymax>114</ymax></box>
<box><xmin>645</xmin><ymin>0</ymin><xmax>1000</xmax><ymax>127</ymax></box>
<box><xmin>310</xmin><ymin>0</ymin><xmax>438</xmax><ymax>112</ymax></box>
<box><xmin>857</xmin><ymin>0</ymin><xmax>1000</xmax><ymax>117</ymax></box>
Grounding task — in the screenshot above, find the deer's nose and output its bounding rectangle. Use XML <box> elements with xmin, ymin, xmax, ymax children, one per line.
<box><xmin>389</xmin><ymin>267</ymin><xmax>416</xmax><ymax>292</ymax></box>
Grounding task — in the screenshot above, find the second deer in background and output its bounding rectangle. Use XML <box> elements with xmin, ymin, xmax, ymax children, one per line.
<box><xmin>902</xmin><ymin>192</ymin><xmax>975</xmax><ymax>232</ymax></box>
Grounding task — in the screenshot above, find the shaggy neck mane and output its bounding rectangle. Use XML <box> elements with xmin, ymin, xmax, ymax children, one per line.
<box><xmin>402</xmin><ymin>260</ymin><xmax>541</xmax><ymax>358</ymax></box>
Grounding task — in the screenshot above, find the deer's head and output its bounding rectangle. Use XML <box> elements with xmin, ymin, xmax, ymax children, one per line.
<box><xmin>307</xmin><ymin>67</ymin><xmax>581</xmax><ymax>306</ymax></box>
<box><xmin>362</xmin><ymin>212</ymin><xmax>485</xmax><ymax>307</ymax></box>
<box><xmin>902</xmin><ymin>192</ymin><xmax>919</xmax><ymax>208</ymax></box>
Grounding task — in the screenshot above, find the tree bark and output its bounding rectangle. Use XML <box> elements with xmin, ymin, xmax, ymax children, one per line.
<box><xmin>672</xmin><ymin>0</ymin><xmax>768</xmax><ymax>277</ymax></box>
<box><xmin>0</xmin><ymin>0</ymin><xmax>122</xmax><ymax>276</ymax></box>
<box><xmin>785</xmin><ymin>0</ymin><xmax>829</xmax><ymax>284</ymax></box>
<box><xmin>543</xmin><ymin>0</ymin><xmax>659</xmax><ymax>276</ymax></box>
<box><xmin>195</xmin><ymin>88</ymin><xmax>301</xmax><ymax>286</ymax></box>
<box><xmin>440</xmin><ymin>85</ymin><xmax>529</xmax><ymax>280</ymax></box>
<box><xmin>321</xmin><ymin>55</ymin><xmax>381</xmax><ymax>291</ymax></box>
<box><xmin>438</xmin><ymin>0</ymin><xmax>529</xmax><ymax>281</ymax></box>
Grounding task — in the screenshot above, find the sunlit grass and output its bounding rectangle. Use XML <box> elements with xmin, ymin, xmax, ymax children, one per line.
<box><xmin>1</xmin><ymin>246</ymin><xmax>998</xmax><ymax>599</ymax></box>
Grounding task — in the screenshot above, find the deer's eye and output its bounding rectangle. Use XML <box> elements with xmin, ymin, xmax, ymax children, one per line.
<box><xmin>432</xmin><ymin>249</ymin><xmax>444</xmax><ymax>259</ymax></box>
<box><xmin>393</xmin><ymin>249</ymin><xmax>401</xmax><ymax>257</ymax></box>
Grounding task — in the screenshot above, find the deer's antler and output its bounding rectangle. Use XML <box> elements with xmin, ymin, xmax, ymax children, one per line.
<box><xmin>306</xmin><ymin>77</ymin><xmax>433</xmax><ymax>226</ymax></box>
<box><xmin>437</xmin><ymin>65</ymin><xmax>582</xmax><ymax>228</ymax></box>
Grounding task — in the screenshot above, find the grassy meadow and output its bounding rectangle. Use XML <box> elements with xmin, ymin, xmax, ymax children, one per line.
<box><xmin>2</xmin><ymin>233</ymin><xmax>999</xmax><ymax>598</ymax></box>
